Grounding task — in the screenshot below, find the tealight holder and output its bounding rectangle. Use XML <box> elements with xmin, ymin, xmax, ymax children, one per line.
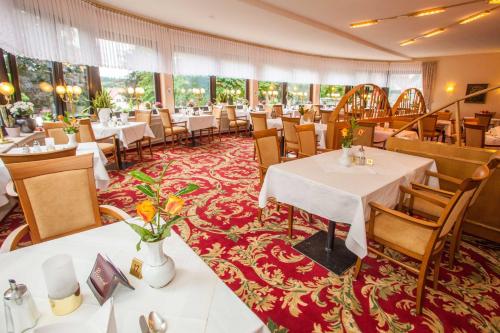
<box><xmin>42</xmin><ymin>254</ymin><xmax>82</xmax><ymax>316</ymax></box>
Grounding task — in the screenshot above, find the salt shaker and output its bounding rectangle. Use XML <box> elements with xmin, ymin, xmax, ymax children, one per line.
<box><xmin>357</xmin><ymin>146</ymin><xmax>366</xmax><ymax>165</ymax></box>
<box><xmin>32</xmin><ymin>140</ymin><xmax>41</xmax><ymax>153</ymax></box>
<box><xmin>3</xmin><ymin>279</ymin><xmax>40</xmax><ymax>333</ymax></box>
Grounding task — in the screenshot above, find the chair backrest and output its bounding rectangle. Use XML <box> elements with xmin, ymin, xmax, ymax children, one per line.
<box><xmin>469</xmin><ymin>151</ymin><xmax>500</xmax><ymax>206</ymax></box>
<box><xmin>302</xmin><ymin>109</ymin><xmax>316</xmax><ymax>123</ymax></box>
<box><xmin>159</xmin><ymin>109</ymin><xmax>173</xmax><ymax>129</ymax></box>
<box><xmin>353</xmin><ymin>122</ymin><xmax>375</xmax><ymax>147</ymax></box>
<box><xmin>282</xmin><ymin>116</ymin><xmax>300</xmax><ymax>146</ymax></box>
<box><xmin>78</xmin><ymin>118</ymin><xmax>96</xmax><ymax>143</ymax></box>
<box><xmin>421</xmin><ymin>114</ymin><xmax>438</xmax><ymax>133</ymax></box>
<box><xmin>251</xmin><ymin>113</ymin><xmax>268</xmax><ymax>132</ymax></box>
<box><xmin>464</xmin><ymin>123</ymin><xmax>485</xmax><ymax>148</ymax></box>
<box><xmin>437</xmin><ymin>110</ymin><xmax>451</xmax><ymax>121</ymax></box>
<box><xmin>6</xmin><ymin>154</ymin><xmax>102</xmax><ymax>244</ymax></box>
<box><xmin>437</xmin><ymin>165</ymin><xmax>489</xmax><ymax>241</ymax></box>
<box><xmin>226</xmin><ymin>106</ymin><xmax>237</xmax><ymax>121</ymax></box>
<box><xmin>272</xmin><ymin>104</ymin><xmax>283</xmax><ymax>118</ymax></box>
<box><xmin>253</xmin><ymin>128</ymin><xmax>281</xmax><ymax>183</ymax></box>
<box><xmin>0</xmin><ymin>146</ymin><xmax>77</xmax><ymax>165</ymax></box>
<box><xmin>135</xmin><ymin>110</ymin><xmax>152</xmax><ymax>125</ymax></box>
<box><xmin>474</xmin><ymin>113</ymin><xmax>492</xmax><ymax>128</ymax></box>
<box><xmin>212</xmin><ymin>106</ymin><xmax>222</xmax><ymax>119</ymax></box>
<box><xmin>43</xmin><ymin>122</ymin><xmax>69</xmax><ymax>145</ymax></box>
<box><xmin>295</xmin><ymin>124</ymin><xmax>317</xmax><ymax>157</ymax></box>
<box><xmin>320</xmin><ymin>110</ymin><xmax>331</xmax><ymax>124</ymax></box>
<box><xmin>389</xmin><ymin>119</ymin><xmax>410</xmax><ymax>130</ymax></box>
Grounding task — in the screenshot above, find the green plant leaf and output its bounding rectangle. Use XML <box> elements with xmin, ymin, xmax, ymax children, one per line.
<box><xmin>129</xmin><ymin>170</ymin><xmax>155</xmax><ymax>184</ymax></box>
<box><xmin>126</xmin><ymin>222</ymin><xmax>154</xmax><ymax>241</ymax></box>
<box><xmin>157</xmin><ymin>161</ymin><xmax>174</xmax><ymax>182</ymax></box>
<box><xmin>175</xmin><ymin>183</ymin><xmax>199</xmax><ymax>196</ymax></box>
<box><xmin>136</xmin><ymin>239</ymin><xmax>142</xmax><ymax>251</ymax></box>
<box><xmin>136</xmin><ymin>184</ymin><xmax>155</xmax><ymax>198</ymax></box>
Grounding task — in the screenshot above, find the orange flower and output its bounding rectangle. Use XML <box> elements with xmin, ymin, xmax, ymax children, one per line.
<box><xmin>136</xmin><ymin>200</ymin><xmax>156</xmax><ymax>223</ymax></box>
<box><xmin>341</xmin><ymin>128</ymin><xmax>349</xmax><ymax>137</ymax></box>
<box><xmin>57</xmin><ymin>115</ymin><xmax>64</xmax><ymax>121</ymax></box>
<box><xmin>165</xmin><ymin>195</ymin><xmax>184</xmax><ymax>215</ymax></box>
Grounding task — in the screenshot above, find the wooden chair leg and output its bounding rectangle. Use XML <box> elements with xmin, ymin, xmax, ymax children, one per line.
<box><xmin>353</xmin><ymin>257</ymin><xmax>362</xmax><ymax>279</ymax></box>
<box><xmin>113</xmin><ymin>148</ymin><xmax>119</xmax><ymax>170</ymax></box>
<box><xmin>308</xmin><ymin>213</ymin><xmax>313</xmax><ymax>224</ymax></box>
<box><xmin>171</xmin><ymin>134</ymin><xmax>175</xmax><ymax>148</ymax></box>
<box><xmin>432</xmin><ymin>253</ymin><xmax>442</xmax><ymax>289</ymax></box>
<box><xmin>287</xmin><ymin>205</ymin><xmax>294</xmax><ymax>238</ymax></box>
<box><xmin>415</xmin><ymin>258</ymin><xmax>431</xmax><ymax>315</ymax></box>
<box><xmin>258</xmin><ymin>207</ymin><xmax>263</xmax><ymax>223</ymax></box>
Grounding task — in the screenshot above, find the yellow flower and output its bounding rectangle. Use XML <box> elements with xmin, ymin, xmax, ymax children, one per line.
<box><xmin>341</xmin><ymin>128</ymin><xmax>349</xmax><ymax>137</ymax></box>
<box><xmin>165</xmin><ymin>195</ymin><xmax>184</xmax><ymax>215</ymax></box>
<box><xmin>136</xmin><ymin>200</ymin><xmax>156</xmax><ymax>223</ymax></box>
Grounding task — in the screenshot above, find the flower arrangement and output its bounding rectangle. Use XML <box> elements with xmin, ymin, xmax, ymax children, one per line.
<box><xmin>341</xmin><ymin>117</ymin><xmax>359</xmax><ymax>148</ymax></box>
<box><xmin>298</xmin><ymin>105</ymin><xmax>305</xmax><ymax>116</ymax></box>
<box><xmin>92</xmin><ymin>90</ymin><xmax>114</xmax><ymax>110</ymax></box>
<box><xmin>127</xmin><ymin>162</ymin><xmax>199</xmax><ymax>250</ymax></box>
<box><xmin>58</xmin><ymin>113</ymin><xmax>79</xmax><ymax>134</ymax></box>
<box><xmin>9</xmin><ymin>101</ymin><xmax>34</xmax><ymax>118</ymax></box>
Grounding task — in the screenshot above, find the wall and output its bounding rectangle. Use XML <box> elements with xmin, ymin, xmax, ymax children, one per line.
<box><xmin>428</xmin><ymin>52</ymin><xmax>500</xmax><ymax>117</ymax></box>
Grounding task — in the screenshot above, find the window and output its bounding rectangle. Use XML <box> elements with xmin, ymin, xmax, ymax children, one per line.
<box><xmin>320</xmin><ymin>85</ymin><xmax>345</xmax><ymax>107</ymax></box>
<box><xmin>17</xmin><ymin>56</ymin><xmax>56</xmax><ymax>113</ymax></box>
<box><xmin>100</xmin><ymin>67</ymin><xmax>156</xmax><ymax>111</ymax></box>
<box><xmin>287</xmin><ymin>83</ymin><xmax>310</xmax><ymax>106</ymax></box>
<box><xmin>258</xmin><ymin>81</ymin><xmax>283</xmax><ymax>105</ymax></box>
<box><xmin>387</xmin><ymin>73</ymin><xmax>423</xmax><ymax>105</ymax></box>
<box><xmin>215</xmin><ymin>77</ymin><xmax>246</xmax><ymax>104</ymax></box>
<box><xmin>173</xmin><ymin>75</ymin><xmax>210</xmax><ymax>107</ymax></box>
<box><xmin>62</xmin><ymin>63</ymin><xmax>90</xmax><ymax>113</ymax></box>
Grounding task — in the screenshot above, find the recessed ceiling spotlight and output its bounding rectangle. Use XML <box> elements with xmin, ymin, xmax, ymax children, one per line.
<box><xmin>459</xmin><ymin>10</ymin><xmax>491</xmax><ymax>24</ymax></box>
<box><xmin>422</xmin><ymin>28</ymin><xmax>446</xmax><ymax>38</ymax></box>
<box><xmin>350</xmin><ymin>20</ymin><xmax>379</xmax><ymax>28</ymax></box>
<box><xmin>411</xmin><ymin>7</ymin><xmax>446</xmax><ymax>17</ymax></box>
<box><xmin>400</xmin><ymin>39</ymin><xmax>416</xmax><ymax>46</ymax></box>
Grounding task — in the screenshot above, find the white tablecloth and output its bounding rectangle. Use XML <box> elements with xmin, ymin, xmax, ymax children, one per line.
<box><xmin>374</xmin><ymin>126</ymin><xmax>419</xmax><ymax>145</ymax></box>
<box><xmin>172</xmin><ymin>114</ymin><xmax>216</xmax><ymax>132</ymax></box>
<box><xmin>437</xmin><ymin>120</ymin><xmax>453</xmax><ymax>137</ymax></box>
<box><xmin>485</xmin><ymin>127</ymin><xmax>500</xmax><ymax>146</ymax></box>
<box><xmin>258</xmin><ymin>147</ymin><xmax>437</xmax><ymax>258</ymax></box>
<box><xmin>0</xmin><ymin>222</ymin><xmax>267</xmax><ymax>333</ymax></box>
<box><xmin>92</xmin><ymin>122</ymin><xmax>155</xmax><ymax>149</ymax></box>
<box><xmin>1</xmin><ymin>142</ymin><xmax>110</xmax><ymax>191</ymax></box>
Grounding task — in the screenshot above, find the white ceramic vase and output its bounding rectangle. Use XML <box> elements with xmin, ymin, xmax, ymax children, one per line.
<box><xmin>5</xmin><ymin>126</ymin><xmax>21</xmax><ymax>137</ymax></box>
<box><xmin>339</xmin><ymin>146</ymin><xmax>352</xmax><ymax>167</ymax></box>
<box><xmin>120</xmin><ymin>112</ymin><xmax>129</xmax><ymax>124</ymax></box>
<box><xmin>142</xmin><ymin>239</ymin><xmax>175</xmax><ymax>288</ymax></box>
<box><xmin>66</xmin><ymin>133</ymin><xmax>78</xmax><ymax>148</ymax></box>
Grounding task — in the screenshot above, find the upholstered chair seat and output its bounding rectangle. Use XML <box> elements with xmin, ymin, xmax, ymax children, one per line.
<box><xmin>229</xmin><ymin>119</ymin><xmax>248</xmax><ymax>127</ymax></box>
<box><xmin>165</xmin><ymin>126</ymin><xmax>188</xmax><ymax>135</ymax></box>
<box><xmin>97</xmin><ymin>142</ymin><xmax>115</xmax><ymax>154</ymax></box>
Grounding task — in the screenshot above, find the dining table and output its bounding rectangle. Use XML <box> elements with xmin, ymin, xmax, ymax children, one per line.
<box><xmin>0</xmin><ymin>142</ymin><xmax>110</xmax><ymax>207</ymax></box>
<box><xmin>258</xmin><ymin>147</ymin><xmax>437</xmax><ymax>274</ymax></box>
<box><xmin>171</xmin><ymin>114</ymin><xmax>216</xmax><ymax>147</ymax></box>
<box><xmin>0</xmin><ymin>221</ymin><xmax>269</xmax><ymax>333</ymax></box>
<box><xmin>485</xmin><ymin>126</ymin><xmax>500</xmax><ymax>146</ymax></box>
<box><xmin>374</xmin><ymin>126</ymin><xmax>419</xmax><ymax>147</ymax></box>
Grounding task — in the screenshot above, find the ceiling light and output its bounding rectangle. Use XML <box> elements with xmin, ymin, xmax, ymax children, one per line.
<box><xmin>350</xmin><ymin>20</ymin><xmax>379</xmax><ymax>28</ymax></box>
<box><xmin>423</xmin><ymin>28</ymin><xmax>446</xmax><ymax>38</ymax></box>
<box><xmin>459</xmin><ymin>10</ymin><xmax>491</xmax><ymax>24</ymax></box>
<box><xmin>488</xmin><ymin>0</ymin><xmax>500</xmax><ymax>4</ymax></box>
<box><xmin>411</xmin><ymin>7</ymin><xmax>446</xmax><ymax>17</ymax></box>
<box><xmin>400</xmin><ymin>39</ymin><xmax>416</xmax><ymax>46</ymax></box>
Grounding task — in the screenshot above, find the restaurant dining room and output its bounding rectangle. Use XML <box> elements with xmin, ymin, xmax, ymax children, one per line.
<box><xmin>0</xmin><ymin>0</ymin><xmax>499</xmax><ymax>332</ymax></box>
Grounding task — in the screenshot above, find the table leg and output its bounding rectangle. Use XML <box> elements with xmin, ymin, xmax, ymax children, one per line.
<box><xmin>114</xmin><ymin>136</ymin><xmax>123</xmax><ymax>170</ymax></box>
<box><xmin>293</xmin><ymin>220</ymin><xmax>357</xmax><ymax>275</ymax></box>
<box><xmin>191</xmin><ymin>131</ymin><xmax>196</xmax><ymax>147</ymax></box>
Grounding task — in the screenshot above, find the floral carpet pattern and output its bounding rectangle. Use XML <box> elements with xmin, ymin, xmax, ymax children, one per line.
<box><xmin>1</xmin><ymin>136</ymin><xmax>499</xmax><ymax>333</ymax></box>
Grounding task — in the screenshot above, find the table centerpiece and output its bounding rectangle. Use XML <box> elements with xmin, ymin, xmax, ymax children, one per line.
<box><xmin>58</xmin><ymin>113</ymin><xmax>79</xmax><ymax>147</ymax></box>
<box><xmin>339</xmin><ymin>117</ymin><xmax>359</xmax><ymax>167</ymax></box>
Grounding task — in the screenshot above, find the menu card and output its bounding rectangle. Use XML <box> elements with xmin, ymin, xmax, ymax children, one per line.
<box><xmin>87</xmin><ymin>254</ymin><xmax>134</xmax><ymax>305</ymax></box>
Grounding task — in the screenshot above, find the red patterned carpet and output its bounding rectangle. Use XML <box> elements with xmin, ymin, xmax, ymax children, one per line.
<box><xmin>1</xmin><ymin>136</ymin><xmax>499</xmax><ymax>333</ymax></box>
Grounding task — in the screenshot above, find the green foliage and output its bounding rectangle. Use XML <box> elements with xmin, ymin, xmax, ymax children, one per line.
<box><xmin>215</xmin><ymin>77</ymin><xmax>246</xmax><ymax>104</ymax></box>
<box><xmin>341</xmin><ymin>117</ymin><xmax>358</xmax><ymax>148</ymax></box>
<box><xmin>320</xmin><ymin>85</ymin><xmax>345</xmax><ymax>105</ymax></box>
<box><xmin>92</xmin><ymin>90</ymin><xmax>115</xmax><ymax>109</ymax></box>
<box><xmin>173</xmin><ymin>75</ymin><xmax>210</xmax><ymax>107</ymax></box>
<box><xmin>258</xmin><ymin>81</ymin><xmax>282</xmax><ymax>104</ymax></box>
<box><xmin>16</xmin><ymin>56</ymin><xmax>55</xmax><ymax>112</ymax></box>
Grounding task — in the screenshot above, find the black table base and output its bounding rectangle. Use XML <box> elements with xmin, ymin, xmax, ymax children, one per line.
<box><xmin>293</xmin><ymin>221</ymin><xmax>357</xmax><ymax>275</ymax></box>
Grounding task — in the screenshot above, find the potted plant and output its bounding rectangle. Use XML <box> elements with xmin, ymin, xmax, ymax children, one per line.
<box><xmin>339</xmin><ymin>117</ymin><xmax>359</xmax><ymax>167</ymax></box>
<box><xmin>127</xmin><ymin>163</ymin><xmax>199</xmax><ymax>288</ymax></box>
<box><xmin>9</xmin><ymin>101</ymin><xmax>35</xmax><ymax>133</ymax></box>
<box><xmin>58</xmin><ymin>113</ymin><xmax>79</xmax><ymax>147</ymax></box>
<box><xmin>92</xmin><ymin>90</ymin><xmax>114</xmax><ymax>124</ymax></box>
<box><xmin>0</xmin><ymin>107</ymin><xmax>21</xmax><ymax>137</ymax></box>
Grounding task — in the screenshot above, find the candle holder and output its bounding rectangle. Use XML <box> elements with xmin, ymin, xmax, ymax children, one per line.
<box><xmin>0</xmin><ymin>81</ymin><xmax>16</xmax><ymax>144</ymax></box>
<box><xmin>55</xmin><ymin>84</ymin><xmax>82</xmax><ymax>115</ymax></box>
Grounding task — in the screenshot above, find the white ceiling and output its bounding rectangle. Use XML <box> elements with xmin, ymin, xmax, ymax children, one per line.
<box><xmin>95</xmin><ymin>0</ymin><xmax>500</xmax><ymax>61</ymax></box>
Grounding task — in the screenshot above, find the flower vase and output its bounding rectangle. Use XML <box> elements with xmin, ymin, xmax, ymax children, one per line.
<box><xmin>142</xmin><ymin>239</ymin><xmax>175</xmax><ymax>288</ymax></box>
<box><xmin>66</xmin><ymin>133</ymin><xmax>78</xmax><ymax>148</ymax></box>
<box><xmin>339</xmin><ymin>146</ymin><xmax>352</xmax><ymax>167</ymax></box>
<box><xmin>5</xmin><ymin>127</ymin><xmax>21</xmax><ymax>137</ymax></box>
<box><xmin>16</xmin><ymin>117</ymin><xmax>36</xmax><ymax>133</ymax></box>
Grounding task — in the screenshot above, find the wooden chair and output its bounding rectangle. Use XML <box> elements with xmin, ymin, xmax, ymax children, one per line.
<box><xmin>253</xmin><ymin>128</ymin><xmax>294</xmax><ymax>237</ymax></box>
<box><xmin>464</xmin><ymin>123</ymin><xmax>485</xmax><ymax>148</ymax></box>
<box><xmin>474</xmin><ymin>113</ymin><xmax>493</xmax><ymax>129</ymax></box>
<box><xmin>421</xmin><ymin>114</ymin><xmax>440</xmax><ymax>141</ymax></box>
<box><xmin>312</xmin><ymin>105</ymin><xmax>321</xmax><ymax>122</ymax></box>
<box><xmin>354</xmin><ymin>164</ymin><xmax>489</xmax><ymax>314</ymax></box>
<box><xmin>78</xmin><ymin>119</ymin><xmax>119</xmax><ymax>169</ymax></box>
<box><xmin>43</xmin><ymin>122</ymin><xmax>71</xmax><ymax>144</ymax></box>
<box><xmin>0</xmin><ymin>154</ymin><xmax>131</xmax><ymax>252</ymax></box>
<box><xmin>295</xmin><ymin>124</ymin><xmax>331</xmax><ymax>158</ymax></box>
<box><xmin>226</xmin><ymin>105</ymin><xmax>248</xmax><ymax>136</ymax></box>
<box><xmin>282</xmin><ymin>116</ymin><xmax>300</xmax><ymax>156</ymax></box>
<box><xmin>212</xmin><ymin>106</ymin><xmax>223</xmax><ymax>141</ymax></box>
<box><xmin>302</xmin><ymin>109</ymin><xmax>316</xmax><ymax>123</ymax></box>
<box><xmin>403</xmin><ymin>152</ymin><xmax>499</xmax><ymax>267</ymax></box>
<box><xmin>159</xmin><ymin>109</ymin><xmax>189</xmax><ymax>147</ymax></box>
<box><xmin>272</xmin><ymin>104</ymin><xmax>283</xmax><ymax>118</ymax></box>
<box><xmin>353</xmin><ymin>122</ymin><xmax>376</xmax><ymax>147</ymax></box>
<box><xmin>320</xmin><ymin>110</ymin><xmax>331</xmax><ymax>124</ymax></box>
<box><xmin>389</xmin><ymin>119</ymin><xmax>411</xmax><ymax>130</ymax></box>
<box><xmin>437</xmin><ymin>110</ymin><xmax>451</xmax><ymax>121</ymax></box>
<box><xmin>131</xmin><ymin>110</ymin><xmax>153</xmax><ymax>160</ymax></box>
<box><xmin>250</xmin><ymin>112</ymin><xmax>268</xmax><ymax>159</ymax></box>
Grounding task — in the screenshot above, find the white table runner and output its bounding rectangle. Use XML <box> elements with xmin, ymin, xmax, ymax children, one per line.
<box><xmin>258</xmin><ymin>147</ymin><xmax>437</xmax><ymax>258</ymax></box>
<box><xmin>92</xmin><ymin>122</ymin><xmax>155</xmax><ymax>149</ymax></box>
<box><xmin>0</xmin><ymin>222</ymin><xmax>268</xmax><ymax>333</ymax></box>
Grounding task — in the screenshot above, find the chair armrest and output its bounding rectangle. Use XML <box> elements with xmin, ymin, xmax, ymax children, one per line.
<box><xmin>425</xmin><ymin>170</ymin><xmax>462</xmax><ymax>185</ymax></box>
<box><xmin>369</xmin><ymin>202</ymin><xmax>440</xmax><ymax>229</ymax></box>
<box><xmin>6</xmin><ymin>181</ymin><xmax>17</xmax><ymax>197</ymax></box>
<box><xmin>410</xmin><ymin>182</ymin><xmax>454</xmax><ymax>198</ymax></box>
<box><xmin>0</xmin><ymin>224</ymin><xmax>29</xmax><ymax>253</ymax></box>
<box><xmin>99</xmin><ymin>205</ymin><xmax>132</xmax><ymax>221</ymax></box>
<box><xmin>297</xmin><ymin>152</ymin><xmax>312</xmax><ymax>158</ymax></box>
<box><xmin>236</xmin><ymin>116</ymin><xmax>248</xmax><ymax>121</ymax></box>
<box><xmin>399</xmin><ymin>186</ymin><xmax>448</xmax><ymax>208</ymax></box>
<box><xmin>96</xmin><ymin>134</ymin><xmax>116</xmax><ymax>143</ymax></box>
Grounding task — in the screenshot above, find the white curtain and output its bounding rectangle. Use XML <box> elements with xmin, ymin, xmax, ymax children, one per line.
<box><xmin>422</xmin><ymin>61</ymin><xmax>437</xmax><ymax>110</ymax></box>
<box><xmin>0</xmin><ymin>0</ymin><xmax>422</xmax><ymax>87</ymax></box>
